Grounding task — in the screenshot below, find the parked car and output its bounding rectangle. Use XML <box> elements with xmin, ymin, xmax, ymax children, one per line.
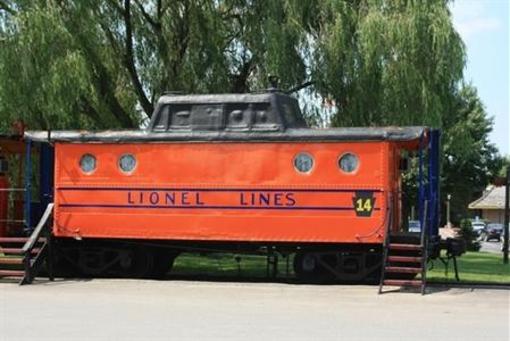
<box><xmin>485</xmin><ymin>223</ymin><xmax>503</xmax><ymax>242</ymax></box>
<box><xmin>408</xmin><ymin>220</ymin><xmax>421</xmax><ymax>233</ymax></box>
<box><xmin>471</xmin><ymin>220</ymin><xmax>486</xmax><ymax>237</ymax></box>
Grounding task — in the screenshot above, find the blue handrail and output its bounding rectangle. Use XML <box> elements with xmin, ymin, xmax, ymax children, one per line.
<box><xmin>418</xmin><ymin>133</ymin><xmax>425</xmax><ymax>233</ymax></box>
<box><xmin>417</xmin><ymin>129</ymin><xmax>441</xmax><ymax>238</ymax></box>
<box><xmin>428</xmin><ymin>130</ymin><xmax>441</xmax><ymax>236</ymax></box>
<box><xmin>24</xmin><ymin>139</ymin><xmax>32</xmax><ymax>231</ymax></box>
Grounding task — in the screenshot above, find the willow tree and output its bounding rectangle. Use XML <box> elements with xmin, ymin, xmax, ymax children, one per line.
<box><xmin>0</xmin><ymin>0</ymin><xmax>502</xmax><ymax>222</ymax></box>
<box><xmin>0</xmin><ymin>0</ymin><xmax>311</xmax><ymax>129</ymax></box>
<box><xmin>312</xmin><ymin>0</ymin><xmax>465</xmax><ymax>127</ymax></box>
<box><xmin>0</xmin><ymin>0</ymin><xmax>466</xmax><ymax>130</ymax></box>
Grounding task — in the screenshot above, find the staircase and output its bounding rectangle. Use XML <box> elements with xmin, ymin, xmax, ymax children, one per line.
<box><xmin>0</xmin><ymin>203</ymin><xmax>54</xmax><ymax>285</ymax></box>
<box><xmin>379</xmin><ymin>201</ymin><xmax>429</xmax><ymax>295</ymax></box>
<box><xmin>378</xmin><ymin>232</ymin><xmax>427</xmax><ymax>294</ymax></box>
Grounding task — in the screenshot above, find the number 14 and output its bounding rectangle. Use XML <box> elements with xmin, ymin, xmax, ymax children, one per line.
<box><xmin>355</xmin><ymin>198</ymin><xmax>372</xmax><ymax>212</ymax></box>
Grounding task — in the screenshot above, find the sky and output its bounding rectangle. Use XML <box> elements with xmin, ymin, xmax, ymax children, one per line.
<box><xmin>450</xmin><ymin>0</ymin><xmax>509</xmax><ymax>156</ymax></box>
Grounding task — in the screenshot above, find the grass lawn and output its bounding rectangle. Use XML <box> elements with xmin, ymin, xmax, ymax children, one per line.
<box><xmin>427</xmin><ymin>251</ymin><xmax>510</xmax><ymax>284</ymax></box>
<box><xmin>172</xmin><ymin>253</ymin><xmax>293</xmax><ymax>279</ymax></box>
<box><xmin>172</xmin><ymin>251</ymin><xmax>510</xmax><ymax>284</ymax></box>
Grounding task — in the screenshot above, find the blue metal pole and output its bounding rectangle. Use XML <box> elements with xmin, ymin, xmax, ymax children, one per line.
<box><xmin>427</xmin><ymin>134</ymin><xmax>432</xmax><ymax>236</ymax></box>
<box><xmin>418</xmin><ymin>134</ymin><xmax>425</xmax><ymax>231</ymax></box>
<box><xmin>428</xmin><ymin>130</ymin><xmax>441</xmax><ymax>236</ymax></box>
<box><xmin>24</xmin><ymin>139</ymin><xmax>32</xmax><ymax>231</ymax></box>
<box><xmin>39</xmin><ymin>143</ymin><xmax>54</xmax><ymax>210</ymax></box>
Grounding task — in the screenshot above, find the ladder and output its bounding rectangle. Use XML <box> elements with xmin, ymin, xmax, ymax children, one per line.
<box><xmin>0</xmin><ymin>203</ymin><xmax>54</xmax><ymax>285</ymax></box>
<box><xmin>379</xmin><ymin>202</ymin><xmax>428</xmax><ymax>295</ymax></box>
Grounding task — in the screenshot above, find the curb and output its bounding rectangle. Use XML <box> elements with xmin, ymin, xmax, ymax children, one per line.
<box><xmin>428</xmin><ymin>281</ymin><xmax>510</xmax><ymax>290</ymax></box>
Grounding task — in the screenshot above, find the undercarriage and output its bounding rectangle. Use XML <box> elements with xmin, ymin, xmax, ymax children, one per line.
<box><xmin>52</xmin><ymin>238</ymin><xmax>385</xmax><ymax>283</ymax></box>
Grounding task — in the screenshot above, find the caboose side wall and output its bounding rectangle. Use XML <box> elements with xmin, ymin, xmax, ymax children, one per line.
<box><xmin>53</xmin><ymin>141</ymin><xmax>392</xmax><ymax>244</ymax></box>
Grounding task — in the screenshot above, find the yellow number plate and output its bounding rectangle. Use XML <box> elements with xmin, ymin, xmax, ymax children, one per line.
<box><xmin>353</xmin><ymin>192</ymin><xmax>376</xmax><ymax>217</ymax></box>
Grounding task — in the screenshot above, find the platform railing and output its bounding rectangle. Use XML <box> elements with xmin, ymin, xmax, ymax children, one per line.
<box><xmin>378</xmin><ymin>194</ymin><xmax>393</xmax><ymax>294</ymax></box>
<box><xmin>0</xmin><ymin>187</ymin><xmax>27</xmax><ymax>227</ymax></box>
<box><xmin>20</xmin><ymin>203</ymin><xmax>54</xmax><ymax>285</ymax></box>
<box><xmin>420</xmin><ymin>201</ymin><xmax>428</xmax><ymax>295</ymax></box>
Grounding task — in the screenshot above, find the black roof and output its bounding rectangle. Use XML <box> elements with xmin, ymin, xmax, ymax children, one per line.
<box><xmin>24</xmin><ymin>92</ymin><xmax>428</xmax><ymax>143</ymax></box>
<box><xmin>148</xmin><ymin>92</ymin><xmax>307</xmax><ymax>132</ymax></box>
<box><xmin>25</xmin><ymin>126</ymin><xmax>427</xmax><ymax>143</ymax></box>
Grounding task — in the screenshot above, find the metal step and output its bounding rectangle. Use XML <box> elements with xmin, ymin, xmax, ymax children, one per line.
<box><xmin>383</xmin><ymin>279</ymin><xmax>422</xmax><ymax>287</ymax></box>
<box><xmin>387</xmin><ymin>256</ymin><xmax>422</xmax><ymax>263</ymax></box>
<box><xmin>0</xmin><ymin>257</ymin><xmax>23</xmax><ymax>265</ymax></box>
<box><xmin>389</xmin><ymin>233</ymin><xmax>421</xmax><ymax>244</ymax></box>
<box><xmin>390</xmin><ymin>232</ymin><xmax>421</xmax><ymax>237</ymax></box>
<box><xmin>0</xmin><ymin>237</ymin><xmax>29</xmax><ymax>243</ymax></box>
<box><xmin>0</xmin><ymin>269</ymin><xmax>24</xmax><ymax>277</ymax></box>
<box><xmin>0</xmin><ymin>237</ymin><xmax>45</xmax><ymax>244</ymax></box>
<box><xmin>385</xmin><ymin>266</ymin><xmax>422</xmax><ymax>274</ymax></box>
<box><xmin>388</xmin><ymin>243</ymin><xmax>422</xmax><ymax>251</ymax></box>
<box><xmin>0</xmin><ymin>247</ymin><xmax>41</xmax><ymax>255</ymax></box>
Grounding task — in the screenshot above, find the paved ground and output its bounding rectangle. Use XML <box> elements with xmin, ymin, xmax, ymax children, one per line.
<box><xmin>1</xmin><ymin>279</ymin><xmax>509</xmax><ymax>341</ymax></box>
<box><xmin>481</xmin><ymin>240</ymin><xmax>504</xmax><ymax>253</ymax></box>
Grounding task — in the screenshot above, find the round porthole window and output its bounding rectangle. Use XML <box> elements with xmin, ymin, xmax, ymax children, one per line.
<box><xmin>294</xmin><ymin>153</ymin><xmax>314</xmax><ymax>173</ymax></box>
<box><xmin>338</xmin><ymin>153</ymin><xmax>359</xmax><ymax>173</ymax></box>
<box><xmin>119</xmin><ymin>154</ymin><xmax>137</xmax><ymax>173</ymax></box>
<box><xmin>79</xmin><ymin>154</ymin><xmax>96</xmax><ymax>174</ymax></box>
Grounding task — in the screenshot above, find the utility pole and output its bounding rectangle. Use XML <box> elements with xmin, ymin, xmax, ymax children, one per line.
<box><xmin>503</xmin><ymin>168</ymin><xmax>509</xmax><ymax>264</ymax></box>
<box><xmin>446</xmin><ymin>194</ymin><xmax>451</xmax><ymax>228</ymax></box>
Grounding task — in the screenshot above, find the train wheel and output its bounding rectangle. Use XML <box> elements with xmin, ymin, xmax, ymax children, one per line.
<box><xmin>294</xmin><ymin>249</ymin><xmax>382</xmax><ymax>283</ymax></box>
<box><xmin>150</xmin><ymin>249</ymin><xmax>179</xmax><ymax>279</ymax></box>
<box><xmin>53</xmin><ymin>246</ymin><xmax>82</xmax><ymax>277</ymax></box>
<box><xmin>117</xmin><ymin>246</ymin><xmax>154</xmax><ymax>278</ymax></box>
<box><xmin>55</xmin><ymin>242</ymin><xmax>155</xmax><ymax>279</ymax></box>
<box><xmin>293</xmin><ymin>252</ymin><xmax>327</xmax><ymax>282</ymax></box>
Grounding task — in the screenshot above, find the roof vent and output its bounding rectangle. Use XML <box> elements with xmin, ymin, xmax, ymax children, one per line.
<box><xmin>148</xmin><ymin>92</ymin><xmax>308</xmax><ymax>132</ymax></box>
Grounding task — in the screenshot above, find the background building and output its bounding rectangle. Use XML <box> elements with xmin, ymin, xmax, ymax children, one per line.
<box><xmin>468</xmin><ymin>186</ymin><xmax>506</xmax><ymax>223</ymax></box>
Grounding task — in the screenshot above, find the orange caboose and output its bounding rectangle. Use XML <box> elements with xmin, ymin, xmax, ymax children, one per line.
<box><xmin>23</xmin><ymin>91</ymin><xmax>440</xmax><ymax>283</ymax></box>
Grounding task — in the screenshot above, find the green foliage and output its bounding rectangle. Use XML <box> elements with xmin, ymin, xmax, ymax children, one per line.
<box><xmin>0</xmin><ymin>1</ymin><xmax>138</xmax><ymax>129</ymax></box>
<box><xmin>498</xmin><ymin>157</ymin><xmax>510</xmax><ymax>178</ymax></box>
<box><xmin>401</xmin><ymin>83</ymin><xmax>503</xmax><ymax>225</ymax></box>
<box><xmin>0</xmin><ymin>0</ymin><xmax>466</xmax><ymax>130</ymax></box>
<box><xmin>313</xmin><ymin>0</ymin><xmax>465</xmax><ymax>127</ymax></box>
<box><xmin>0</xmin><ymin>0</ymin><xmax>315</xmax><ymax>129</ymax></box>
<box><xmin>443</xmin><ymin>85</ymin><xmax>504</xmax><ymax>222</ymax></box>
<box><xmin>0</xmin><ymin>0</ymin><xmax>504</xmax><ymax>215</ymax></box>
<box><xmin>459</xmin><ymin>219</ymin><xmax>481</xmax><ymax>252</ymax></box>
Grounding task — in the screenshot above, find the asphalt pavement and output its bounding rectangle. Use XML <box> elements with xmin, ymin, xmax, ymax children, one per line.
<box><xmin>480</xmin><ymin>240</ymin><xmax>504</xmax><ymax>253</ymax></box>
<box><xmin>1</xmin><ymin>279</ymin><xmax>508</xmax><ymax>341</ymax></box>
